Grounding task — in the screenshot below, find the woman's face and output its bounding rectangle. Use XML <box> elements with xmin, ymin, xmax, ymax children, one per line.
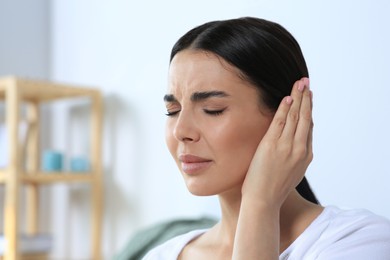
<box><xmin>165</xmin><ymin>50</ymin><xmax>273</xmax><ymax>196</ymax></box>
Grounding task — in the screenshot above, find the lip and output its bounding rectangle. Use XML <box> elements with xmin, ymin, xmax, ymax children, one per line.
<box><xmin>179</xmin><ymin>154</ymin><xmax>213</xmax><ymax>174</ymax></box>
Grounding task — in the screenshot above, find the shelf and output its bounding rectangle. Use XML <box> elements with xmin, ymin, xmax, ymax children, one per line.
<box><xmin>21</xmin><ymin>173</ymin><xmax>94</xmax><ymax>184</ymax></box>
<box><xmin>0</xmin><ymin>76</ymin><xmax>99</xmax><ymax>102</ymax></box>
<box><xmin>0</xmin><ymin>171</ymin><xmax>94</xmax><ymax>184</ymax></box>
<box><xmin>0</xmin><ymin>254</ymin><xmax>48</xmax><ymax>260</ymax></box>
<box><xmin>0</xmin><ymin>76</ymin><xmax>103</xmax><ymax>260</ymax></box>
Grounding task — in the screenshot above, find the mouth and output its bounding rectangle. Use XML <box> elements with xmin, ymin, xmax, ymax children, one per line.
<box><xmin>179</xmin><ymin>154</ymin><xmax>213</xmax><ymax>174</ymax></box>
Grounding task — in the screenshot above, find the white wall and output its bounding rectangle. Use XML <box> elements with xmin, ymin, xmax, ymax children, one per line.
<box><xmin>0</xmin><ymin>0</ymin><xmax>50</xmax><ymax>78</ymax></box>
<box><xmin>1</xmin><ymin>0</ymin><xmax>389</xmax><ymax>259</ymax></box>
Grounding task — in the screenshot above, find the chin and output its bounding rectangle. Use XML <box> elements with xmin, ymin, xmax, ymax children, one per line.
<box><xmin>181</xmin><ymin>169</ymin><xmax>245</xmax><ymax>196</ymax></box>
<box><xmin>185</xmin><ymin>182</ymin><xmax>220</xmax><ymax>196</ymax></box>
<box><xmin>188</xmin><ymin>189</ymin><xmax>217</xmax><ymax>197</ymax></box>
<box><xmin>185</xmin><ymin>179</ymin><xmax>245</xmax><ymax>197</ymax></box>
<box><xmin>185</xmin><ymin>181</ymin><xmax>238</xmax><ymax>197</ymax></box>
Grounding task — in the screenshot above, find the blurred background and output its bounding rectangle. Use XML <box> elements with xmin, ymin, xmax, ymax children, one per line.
<box><xmin>0</xmin><ymin>0</ymin><xmax>389</xmax><ymax>259</ymax></box>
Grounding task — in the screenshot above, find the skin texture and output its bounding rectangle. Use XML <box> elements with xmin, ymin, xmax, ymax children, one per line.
<box><xmin>165</xmin><ymin>50</ymin><xmax>323</xmax><ymax>259</ymax></box>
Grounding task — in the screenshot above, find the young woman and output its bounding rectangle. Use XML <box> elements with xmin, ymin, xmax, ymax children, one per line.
<box><xmin>144</xmin><ymin>17</ymin><xmax>390</xmax><ymax>259</ymax></box>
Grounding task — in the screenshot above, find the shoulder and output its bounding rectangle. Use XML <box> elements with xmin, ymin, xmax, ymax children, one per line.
<box><xmin>142</xmin><ymin>229</ymin><xmax>207</xmax><ymax>260</ymax></box>
<box><xmin>317</xmin><ymin>206</ymin><xmax>390</xmax><ymax>259</ymax></box>
<box><xmin>282</xmin><ymin>206</ymin><xmax>390</xmax><ymax>259</ymax></box>
<box><xmin>324</xmin><ymin>206</ymin><xmax>390</xmax><ymax>237</ymax></box>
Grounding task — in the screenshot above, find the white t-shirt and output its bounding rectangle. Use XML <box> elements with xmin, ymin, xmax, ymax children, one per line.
<box><xmin>143</xmin><ymin>206</ymin><xmax>390</xmax><ymax>259</ymax></box>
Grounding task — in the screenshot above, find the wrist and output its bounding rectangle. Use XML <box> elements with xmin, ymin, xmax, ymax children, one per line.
<box><xmin>240</xmin><ymin>194</ymin><xmax>282</xmax><ymax>215</ymax></box>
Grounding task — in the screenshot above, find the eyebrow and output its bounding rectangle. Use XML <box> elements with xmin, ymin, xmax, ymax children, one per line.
<box><xmin>163</xmin><ymin>94</ymin><xmax>177</xmax><ymax>102</ymax></box>
<box><xmin>163</xmin><ymin>91</ymin><xmax>229</xmax><ymax>103</ymax></box>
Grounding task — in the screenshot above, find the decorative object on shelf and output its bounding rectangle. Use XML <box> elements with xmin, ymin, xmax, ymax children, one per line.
<box><xmin>70</xmin><ymin>156</ymin><xmax>89</xmax><ymax>172</ymax></box>
<box><xmin>41</xmin><ymin>150</ymin><xmax>63</xmax><ymax>172</ymax></box>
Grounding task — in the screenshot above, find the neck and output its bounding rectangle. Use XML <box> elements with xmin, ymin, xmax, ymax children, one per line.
<box><xmin>279</xmin><ymin>191</ymin><xmax>323</xmax><ymax>251</ymax></box>
<box><xmin>216</xmin><ymin>188</ymin><xmax>323</xmax><ymax>249</ymax></box>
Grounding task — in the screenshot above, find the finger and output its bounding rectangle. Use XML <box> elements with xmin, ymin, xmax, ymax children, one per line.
<box><xmin>264</xmin><ymin>95</ymin><xmax>293</xmax><ymax>140</ymax></box>
<box><xmin>280</xmin><ymin>79</ymin><xmax>305</xmax><ymax>141</ymax></box>
<box><xmin>294</xmin><ymin>87</ymin><xmax>312</xmax><ymax>145</ymax></box>
<box><xmin>307</xmin><ymin>90</ymin><xmax>314</xmax><ymax>160</ymax></box>
<box><xmin>307</xmin><ymin>118</ymin><xmax>314</xmax><ymax>162</ymax></box>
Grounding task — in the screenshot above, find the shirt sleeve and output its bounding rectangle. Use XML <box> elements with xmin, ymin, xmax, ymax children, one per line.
<box><xmin>317</xmin><ymin>215</ymin><xmax>390</xmax><ymax>259</ymax></box>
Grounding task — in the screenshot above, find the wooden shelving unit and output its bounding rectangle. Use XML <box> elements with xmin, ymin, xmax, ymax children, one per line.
<box><xmin>0</xmin><ymin>76</ymin><xmax>103</xmax><ymax>260</ymax></box>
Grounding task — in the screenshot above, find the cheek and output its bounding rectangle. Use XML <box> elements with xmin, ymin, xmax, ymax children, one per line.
<box><xmin>213</xmin><ymin>115</ymin><xmax>269</xmax><ymax>148</ymax></box>
<box><xmin>210</xmin><ymin>115</ymin><xmax>271</xmax><ymax>173</ymax></box>
<box><xmin>165</xmin><ymin>121</ymin><xmax>177</xmax><ymax>157</ymax></box>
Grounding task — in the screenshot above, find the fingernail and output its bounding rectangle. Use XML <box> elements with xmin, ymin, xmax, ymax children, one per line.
<box><xmin>298</xmin><ymin>81</ymin><xmax>305</xmax><ymax>92</ymax></box>
<box><xmin>286</xmin><ymin>96</ymin><xmax>293</xmax><ymax>104</ymax></box>
<box><xmin>303</xmin><ymin>78</ymin><xmax>310</xmax><ymax>89</ymax></box>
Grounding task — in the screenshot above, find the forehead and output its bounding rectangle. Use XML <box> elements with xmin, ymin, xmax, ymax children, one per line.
<box><xmin>168</xmin><ymin>50</ymin><xmax>250</xmax><ymax>96</ymax></box>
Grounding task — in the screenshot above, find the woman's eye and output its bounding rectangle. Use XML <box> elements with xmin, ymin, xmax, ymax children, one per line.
<box><xmin>204</xmin><ymin>109</ymin><xmax>225</xmax><ymax>116</ymax></box>
<box><xmin>165</xmin><ymin>110</ymin><xmax>180</xmax><ymax>117</ymax></box>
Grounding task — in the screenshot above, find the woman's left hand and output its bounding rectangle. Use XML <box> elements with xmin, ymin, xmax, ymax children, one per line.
<box><xmin>241</xmin><ymin>77</ymin><xmax>313</xmax><ymax>209</ymax></box>
<box><xmin>233</xmin><ymin>78</ymin><xmax>313</xmax><ymax>260</ymax></box>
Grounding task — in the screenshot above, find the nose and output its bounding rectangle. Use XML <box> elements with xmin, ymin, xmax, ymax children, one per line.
<box><xmin>173</xmin><ymin>111</ymin><xmax>200</xmax><ymax>142</ymax></box>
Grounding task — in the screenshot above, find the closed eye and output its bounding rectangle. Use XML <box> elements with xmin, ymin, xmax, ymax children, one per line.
<box><xmin>204</xmin><ymin>109</ymin><xmax>225</xmax><ymax>116</ymax></box>
<box><xmin>165</xmin><ymin>110</ymin><xmax>180</xmax><ymax>117</ymax></box>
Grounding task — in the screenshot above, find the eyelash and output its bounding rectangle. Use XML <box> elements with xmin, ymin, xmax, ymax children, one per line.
<box><xmin>165</xmin><ymin>109</ymin><xmax>226</xmax><ymax>117</ymax></box>
<box><xmin>165</xmin><ymin>111</ymin><xmax>179</xmax><ymax>117</ymax></box>
<box><xmin>204</xmin><ymin>109</ymin><xmax>225</xmax><ymax>116</ymax></box>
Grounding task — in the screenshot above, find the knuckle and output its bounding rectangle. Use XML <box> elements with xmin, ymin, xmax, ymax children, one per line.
<box><xmin>260</xmin><ymin>139</ymin><xmax>271</xmax><ymax>148</ymax></box>
<box><xmin>301</xmin><ymin>110</ymin><xmax>312</xmax><ymax>121</ymax></box>
<box><xmin>294</xmin><ymin>145</ymin><xmax>307</xmax><ymax>159</ymax></box>
<box><xmin>288</xmin><ymin>110</ymin><xmax>299</xmax><ymax>123</ymax></box>
<box><xmin>279</xmin><ymin>142</ymin><xmax>293</xmax><ymax>154</ymax></box>
<box><xmin>274</xmin><ymin>117</ymin><xmax>286</xmax><ymax>129</ymax></box>
<box><xmin>262</xmin><ymin>140</ymin><xmax>276</xmax><ymax>151</ymax></box>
